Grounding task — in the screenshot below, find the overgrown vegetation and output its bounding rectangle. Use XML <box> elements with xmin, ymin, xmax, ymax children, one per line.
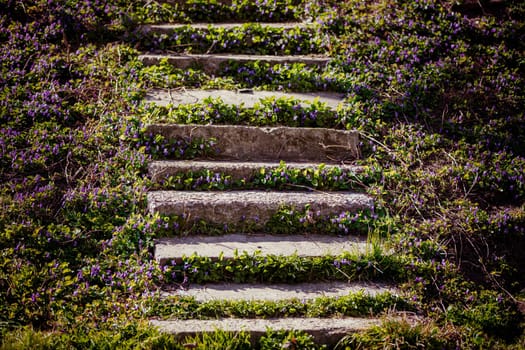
<box><xmin>1</xmin><ymin>0</ymin><xmax>524</xmax><ymax>348</ymax></box>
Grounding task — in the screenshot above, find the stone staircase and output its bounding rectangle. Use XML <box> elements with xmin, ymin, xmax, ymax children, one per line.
<box><xmin>136</xmin><ymin>0</ymin><xmax>410</xmax><ymax>346</ymax></box>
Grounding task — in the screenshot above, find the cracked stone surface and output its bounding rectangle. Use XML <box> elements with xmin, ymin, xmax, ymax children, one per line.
<box><xmin>164</xmin><ymin>281</ymin><xmax>399</xmax><ymax>301</ymax></box>
<box><xmin>139</xmin><ymin>53</ymin><xmax>330</xmax><ymax>73</ymax></box>
<box><xmin>147</xmin><ymin>190</ymin><xmax>373</xmax><ymax>224</ymax></box>
<box><xmin>145</xmin><ymin>124</ymin><xmax>360</xmax><ymax>162</ymax></box>
<box><xmin>154</xmin><ymin>233</ymin><xmax>370</xmax><ymax>264</ymax></box>
<box><xmin>145</xmin><ymin>88</ymin><xmax>344</xmax><ymax>109</ymax></box>
<box><xmin>148</xmin><ymin>160</ymin><xmax>364</xmax><ymax>183</ymax></box>
<box><xmin>150</xmin><ymin>317</ymin><xmax>382</xmax><ymax>345</ymax></box>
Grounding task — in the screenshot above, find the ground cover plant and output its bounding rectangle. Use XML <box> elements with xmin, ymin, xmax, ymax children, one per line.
<box><xmin>123</xmin><ymin>0</ymin><xmax>305</xmax><ymax>24</ymax></box>
<box><xmin>134</xmin><ymin>23</ymin><xmax>327</xmax><ymax>55</ymax></box>
<box><xmin>148</xmin><ymin>162</ymin><xmax>373</xmax><ymax>191</ymax></box>
<box><xmin>142</xmin><ymin>96</ymin><xmax>338</xmax><ymax>128</ymax></box>
<box><xmin>141</xmin><ymin>59</ymin><xmax>351</xmax><ymax>91</ymax></box>
<box><xmin>1</xmin><ymin>0</ymin><xmax>524</xmax><ymax>349</ymax></box>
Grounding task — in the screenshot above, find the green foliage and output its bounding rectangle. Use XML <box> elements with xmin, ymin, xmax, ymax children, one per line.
<box><xmin>0</xmin><ymin>322</ymin><xmax>180</xmax><ymax>350</ymax></box>
<box><xmin>152</xmin><ymin>162</ymin><xmax>372</xmax><ymax>192</ymax></box>
<box><xmin>145</xmin><ymin>96</ymin><xmax>338</xmax><ymax>128</ymax></box>
<box><xmin>260</xmin><ymin>329</ymin><xmax>324</xmax><ymax>350</ymax></box>
<box><xmin>121</xmin><ymin>0</ymin><xmax>304</xmax><ymax>24</ymax></box>
<box><xmin>160</xmin><ymin>249</ymin><xmax>409</xmax><ymax>285</ymax></box>
<box><xmin>154</xmin><ymin>204</ymin><xmax>377</xmax><ymax>236</ymax></box>
<box><xmin>140</xmin><ymin>59</ymin><xmax>352</xmax><ymax>92</ymax></box>
<box><xmin>145</xmin><ymin>291</ymin><xmax>413</xmax><ymax>319</ymax></box>
<box><xmin>134</xmin><ymin>23</ymin><xmax>326</xmax><ymax>55</ymax></box>
<box><xmin>337</xmin><ymin>319</ymin><xmax>448</xmax><ymax>350</ymax></box>
<box><xmin>445</xmin><ymin>289</ymin><xmax>522</xmax><ymax>340</ymax></box>
<box><xmin>175</xmin><ymin>330</ymin><xmax>252</xmax><ymax>350</ymax></box>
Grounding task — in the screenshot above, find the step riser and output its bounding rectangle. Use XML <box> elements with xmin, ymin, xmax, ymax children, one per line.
<box><xmin>147</xmin><ymin>191</ymin><xmax>373</xmax><ymax>228</ymax></box>
<box><xmin>149</xmin><ymin>160</ymin><xmax>363</xmax><ymax>184</ymax></box>
<box><xmin>146</xmin><ymin>124</ymin><xmax>360</xmax><ymax>162</ymax></box>
<box><xmin>139</xmin><ymin>54</ymin><xmax>330</xmax><ymax>74</ymax></box>
<box><xmin>150</xmin><ymin>318</ymin><xmax>381</xmax><ymax>346</ymax></box>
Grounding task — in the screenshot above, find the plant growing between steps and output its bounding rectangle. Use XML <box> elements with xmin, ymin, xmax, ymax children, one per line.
<box><xmin>259</xmin><ymin>329</ymin><xmax>324</xmax><ymax>350</ymax></box>
<box><xmin>141</xmin><ymin>59</ymin><xmax>352</xmax><ymax>92</ymax></box>
<box><xmin>143</xmin><ymin>96</ymin><xmax>339</xmax><ymax>128</ymax></box>
<box><xmin>142</xmin><ymin>290</ymin><xmax>414</xmax><ymax>319</ymax></box>
<box><xmin>134</xmin><ymin>23</ymin><xmax>327</xmax><ymax>55</ymax></box>
<box><xmin>131</xmin><ymin>131</ymin><xmax>218</xmax><ymax>159</ymax></box>
<box><xmin>152</xmin><ymin>204</ymin><xmax>378</xmax><ymax>236</ymax></box>
<box><xmin>159</xmin><ymin>248</ymin><xmax>410</xmax><ymax>285</ymax></box>
<box><xmin>121</xmin><ymin>0</ymin><xmax>305</xmax><ymax>25</ymax></box>
<box><xmin>150</xmin><ymin>162</ymin><xmax>375</xmax><ymax>192</ymax></box>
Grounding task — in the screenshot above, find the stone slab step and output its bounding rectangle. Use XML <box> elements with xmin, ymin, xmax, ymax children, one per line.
<box><xmin>165</xmin><ymin>281</ymin><xmax>398</xmax><ymax>301</ymax></box>
<box><xmin>139</xmin><ymin>53</ymin><xmax>330</xmax><ymax>73</ymax></box>
<box><xmin>155</xmin><ymin>233</ymin><xmax>369</xmax><ymax>264</ymax></box>
<box><xmin>150</xmin><ymin>317</ymin><xmax>382</xmax><ymax>345</ymax></box>
<box><xmin>148</xmin><ymin>190</ymin><xmax>373</xmax><ymax>225</ymax></box>
<box><xmin>149</xmin><ymin>160</ymin><xmax>363</xmax><ymax>183</ymax></box>
<box><xmin>141</xmin><ymin>22</ymin><xmax>310</xmax><ymax>34</ymax></box>
<box><xmin>145</xmin><ymin>124</ymin><xmax>360</xmax><ymax>162</ymax></box>
<box><xmin>145</xmin><ymin>88</ymin><xmax>344</xmax><ymax>109</ymax></box>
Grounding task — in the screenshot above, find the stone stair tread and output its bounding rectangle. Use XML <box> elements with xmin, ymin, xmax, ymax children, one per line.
<box><xmin>145</xmin><ymin>124</ymin><xmax>360</xmax><ymax>162</ymax></box>
<box><xmin>155</xmin><ymin>233</ymin><xmax>370</xmax><ymax>264</ymax></box>
<box><xmin>139</xmin><ymin>53</ymin><xmax>330</xmax><ymax>72</ymax></box>
<box><xmin>142</xmin><ymin>22</ymin><xmax>310</xmax><ymax>32</ymax></box>
<box><xmin>164</xmin><ymin>281</ymin><xmax>398</xmax><ymax>301</ymax></box>
<box><xmin>145</xmin><ymin>88</ymin><xmax>344</xmax><ymax>109</ymax></box>
<box><xmin>150</xmin><ymin>317</ymin><xmax>383</xmax><ymax>344</ymax></box>
<box><xmin>149</xmin><ymin>160</ymin><xmax>363</xmax><ymax>183</ymax></box>
<box><xmin>148</xmin><ymin>190</ymin><xmax>372</xmax><ymax>224</ymax></box>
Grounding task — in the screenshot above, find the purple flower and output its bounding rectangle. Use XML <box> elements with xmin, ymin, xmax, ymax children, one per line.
<box><xmin>90</xmin><ymin>265</ymin><xmax>100</xmax><ymax>278</ymax></box>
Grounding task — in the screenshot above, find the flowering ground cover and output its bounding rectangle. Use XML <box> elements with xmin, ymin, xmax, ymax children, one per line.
<box><xmin>1</xmin><ymin>0</ymin><xmax>524</xmax><ymax>348</ymax></box>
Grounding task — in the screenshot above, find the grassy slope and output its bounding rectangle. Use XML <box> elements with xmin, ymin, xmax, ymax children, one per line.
<box><xmin>0</xmin><ymin>0</ymin><xmax>524</xmax><ymax>348</ymax></box>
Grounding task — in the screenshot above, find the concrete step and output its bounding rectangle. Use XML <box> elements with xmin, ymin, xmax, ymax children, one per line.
<box><xmin>148</xmin><ymin>190</ymin><xmax>373</xmax><ymax>226</ymax></box>
<box><xmin>145</xmin><ymin>124</ymin><xmax>360</xmax><ymax>162</ymax></box>
<box><xmin>139</xmin><ymin>53</ymin><xmax>330</xmax><ymax>74</ymax></box>
<box><xmin>141</xmin><ymin>22</ymin><xmax>311</xmax><ymax>34</ymax></box>
<box><xmin>150</xmin><ymin>317</ymin><xmax>383</xmax><ymax>345</ymax></box>
<box><xmin>164</xmin><ymin>281</ymin><xmax>398</xmax><ymax>301</ymax></box>
<box><xmin>145</xmin><ymin>88</ymin><xmax>344</xmax><ymax>109</ymax></box>
<box><xmin>148</xmin><ymin>160</ymin><xmax>363</xmax><ymax>183</ymax></box>
<box><xmin>154</xmin><ymin>233</ymin><xmax>369</xmax><ymax>264</ymax></box>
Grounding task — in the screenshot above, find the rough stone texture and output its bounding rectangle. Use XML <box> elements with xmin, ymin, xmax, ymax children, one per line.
<box><xmin>141</xmin><ymin>22</ymin><xmax>309</xmax><ymax>34</ymax></box>
<box><xmin>139</xmin><ymin>54</ymin><xmax>330</xmax><ymax>73</ymax></box>
<box><xmin>149</xmin><ymin>160</ymin><xmax>363</xmax><ymax>183</ymax></box>
<box><xmin>150</xmin><ymin>317</ymin><xmax>382</xmax><ymax>345</ymax></box>
<box><xmin>154</xmin><ymin>233</ymin><xmax>369</xmax><ymax>264</ymax></box>
<box><xmin>164</xmin><ymin>281</ymin><xmax>399</xmax><ymax>301</ymax></box>
<box><xmin>147</xmin><ymin>190</ymin><xmax>373</xmax><ymax>224</ymax></box>
<box><xmin>146</xmin><ymin>124</ymin><xmax>360</xmax><ymax>161</ymax></box>
<box><xmin>145</xmin><ymin>88</ymin><xmax>344</xmax><ymax>109</ymax></box>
